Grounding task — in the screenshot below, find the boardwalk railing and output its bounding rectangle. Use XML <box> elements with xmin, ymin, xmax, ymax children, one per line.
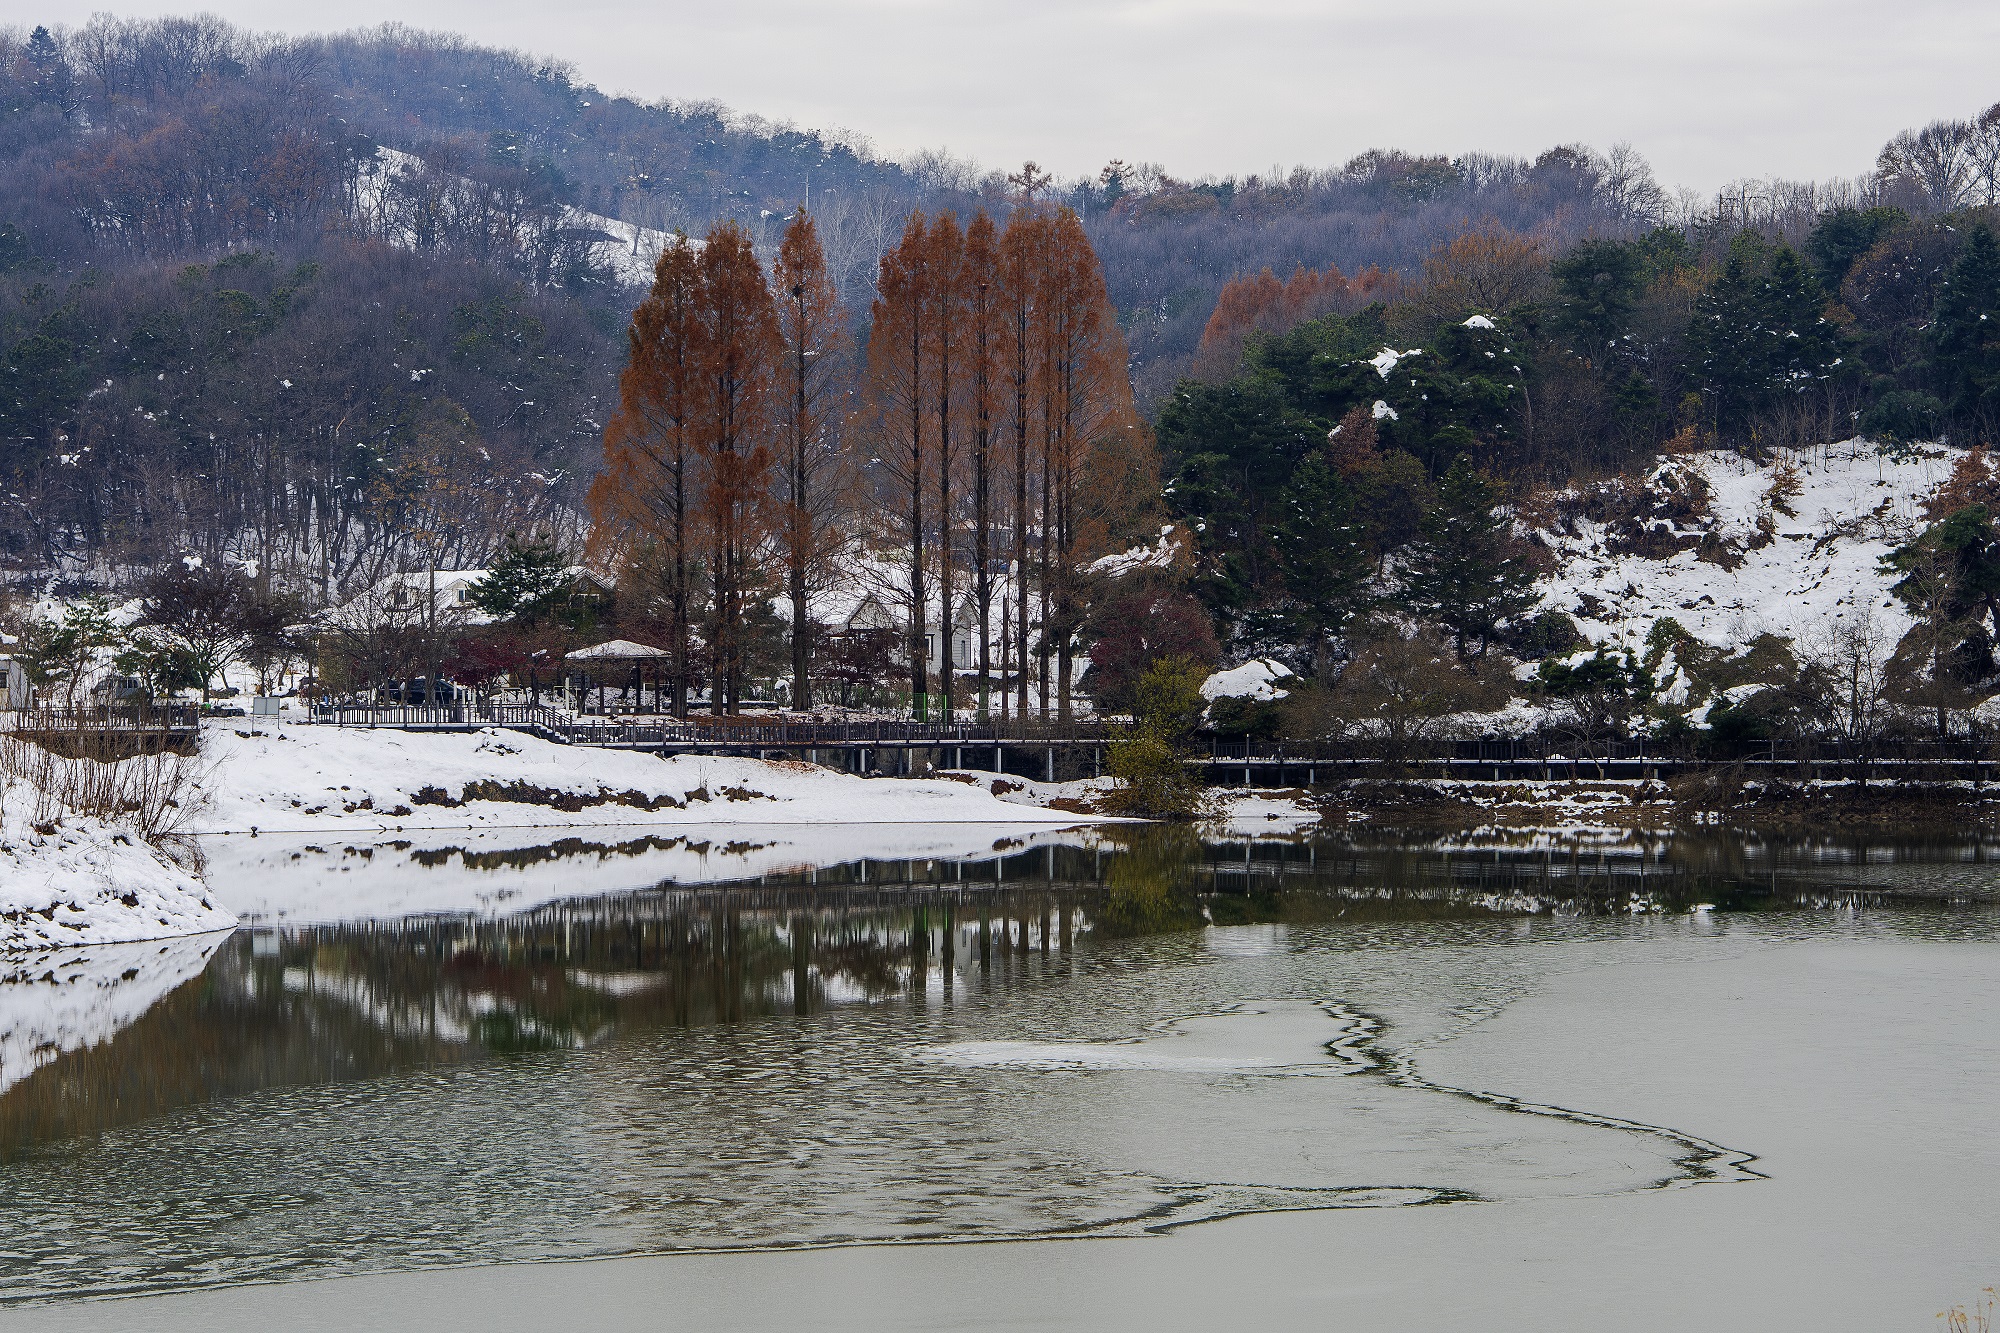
<box><xmin>300</xmin><ymin>700</ymin><xmax>2000</xmax><ymax>785</ymax></box>
<box><xmin>2</xmin><ymin>703</ymin><xmax>203</xmax><ymax>734</ymax></box>
<box><xmin>312</xmin><ymin>701</ymin><xmax>1111</xmax><ymax>747</ymax></box>
<box><xmin>1</xmin><ymin>703</ymin><xmax>204</xmax><ymax>757</ymax></box>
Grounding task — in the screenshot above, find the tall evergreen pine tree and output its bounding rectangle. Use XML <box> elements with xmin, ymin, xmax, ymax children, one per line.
<box><xmin>1272</xmin><ymin>452</ymin><xmax>1371</xmax><ymax>673</ymax></box>
<box><xmin>1403</xmin><ymin>456</ymin><xmax>1536</xmax><ymax>659</ymax></box>
<box><xmin>1930</xmin><ymin>224</ymin><xmax>2000</xmax><ymax>428</ymax></box>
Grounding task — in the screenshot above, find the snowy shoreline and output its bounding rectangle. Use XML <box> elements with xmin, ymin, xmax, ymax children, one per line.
<box><xmin>190</xmin><ymin>723</ymin><xmax>1109</xmax><ymax>836</ymax></box>
<box><xmin>0</xmin><ymin>788</ymin><xmax>235</xmax><ymax>951</ymax></box>
<box><xmin>0</xmin><ymin>724</ymin><xmax>1109</xmax><ymax>950</ymax></box>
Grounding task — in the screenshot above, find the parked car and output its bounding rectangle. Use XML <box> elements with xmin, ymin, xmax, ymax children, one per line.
<box><xmin>90</xmin><ymin>676</ymin><xmax>152</xmax><ymax>708</ymax></box>
<box><xmin>373</xmin><ymin>678</ymin><xmax>463</xmax><ymax>705</ymax></box>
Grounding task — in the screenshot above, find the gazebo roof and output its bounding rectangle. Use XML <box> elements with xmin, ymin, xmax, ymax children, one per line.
<box><xmin>564</xmin><ymin>638</ymin><xmax>672</xmax><ymax>662</ymax></box>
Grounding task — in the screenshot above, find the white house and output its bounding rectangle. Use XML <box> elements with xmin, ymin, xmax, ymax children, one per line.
<box><xmin>834</xmin><ymin>592</ymin><xmax>992</xmax><ymax>676</ymax></box>
<box><xmin>0</xmin><ymin>653</ymin><xmax>31</xmax><ymax>710</ymax></box>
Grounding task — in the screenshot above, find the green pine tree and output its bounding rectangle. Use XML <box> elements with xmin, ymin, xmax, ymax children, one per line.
<box><xmin>1759</xmin><ymin>245</ymin><xmax>1841</xmax><ymax>394</ymax></box>
<box><xmin>1403</xmin><ymin>456</ymin><xmax>1537</xmax><ymax>659</ymax></box>
<box><xmin>1804</xmin><ymin>204</ymin><xmax>1906</xmax><ymax>288</ymax></box>
<box><xmin>1687</xmin><ymin>235</ymin><xmax>1844</xmax><ymax>443</ymax></box>
<box><xmin>471</xmin><ymin>533</ymin><xmax>573</xmax><ymax>624</ymax></box>
<box><xmin>1929</xmin><ymin>224</ymin><xmax>2000</xmax><ymax>426</ymax></box>
<box><xmin>1687</xmin><ymin>234</ymin><xmax>1766</xmax><ymax>430</ymax></box>
<box><xmin>1272</xmin><ymin>451</ymin><xmax>1372</xmax><ymax>672</ymax></box>
<box><xmin>1551</xmin><ymin>238</ymin><xmax>1645</xmax><ymax>348</ymax></box>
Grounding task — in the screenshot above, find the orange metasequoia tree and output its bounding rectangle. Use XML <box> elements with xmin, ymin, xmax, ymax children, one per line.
<box><xmin>867</xmin><ymin>211</ymin><xmax>936</xmax><ymax>717</ymax></box>
<box><xmin>862</xmin><ymin>203</ymin><xmax>1150</xmax><ymax>722</ymax></box>
<box><xmin>999</xmin><ymin>207</ymin><xmax>1050</xmax><ymax>718</ymax></box>
<box><xmin>1036</xmin><ymin>207</ymin><xmax>1143</xmax><ymax>719</ymax></box>
<box><xmin>1192</xmin><ymin>262</ymin><xmax>1402</xmax><ymax>379</ymax></box>
<box><xmin>962</xmin><ymin>209</ymin><xmax>1005</xmax><ymax>719</ymax></box>
<box><xmin>589</xmin><ymin>236</ymin><xmax>706</xmax><ymax>715</ymax></box>
<box><xmin>772</xmin><ymin>208</ymin><xmax>850</xmax><ymax>710</ymax></box>
<box><xmin>696</xmin><ymin>221</ymin><xmax>782</xmax><ymax>715</ymax></box>
<box><xmin>927</xmin><ymin>212</ymin><xmax>966</xmax><ymax>715</ymax></box>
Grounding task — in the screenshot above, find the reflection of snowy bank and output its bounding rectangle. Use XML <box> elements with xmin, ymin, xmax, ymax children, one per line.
<box><xmin>1206</xmin><ymin>790</ymin><xmax>1321</xmax><ymax>836</ymax></box>
<box><xmin>194</xmin><ymin>724</ymin><xmax>1106</xmax><ymax>835</ymax></box>
<box><xmin>0</xmin><ymin>781</ymin><xmax>236</xmax><ymax>949</ymax></box>
<box><xmin>0</xmin><ymin>932</ymin><xmax>226</xmax><ymax>1095</ymax></box>
<box><xmin>202</xmin><ymin>823</ymin><xmax>1105</xmax><ymax>925</ymax></box>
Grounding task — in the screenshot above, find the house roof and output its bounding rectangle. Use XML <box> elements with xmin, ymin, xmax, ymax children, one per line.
<box><xmin>565</xmin><ymin>638</ymin><xmax>671</xmax><ymax>661</ymax></box>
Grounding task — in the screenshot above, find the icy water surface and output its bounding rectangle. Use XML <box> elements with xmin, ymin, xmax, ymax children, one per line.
<box><xmin>0</xmin><ymin>823</ymin><xmax>1996</xmax><ymax>1305</ymax></box>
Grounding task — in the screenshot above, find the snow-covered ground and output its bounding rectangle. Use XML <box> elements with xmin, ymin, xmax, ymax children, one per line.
<box><xmin>0</xmin><ymin>782</ymin><xmax>235</xmax><ymax>950</ymax></box>
<box><xmin>1530</xmin><ymin>441</ymin><xmax>1944</xmax><ymax>653</ymax></box>
<box><xmin>192</xmin><ymin>723</ymin><xmax>1105</xmax><ymax>835</ymax></box>
<box><xmin>938</xmin><ymin>770</ymin><xmax>1113</xmax><ymax>810</ymax></box>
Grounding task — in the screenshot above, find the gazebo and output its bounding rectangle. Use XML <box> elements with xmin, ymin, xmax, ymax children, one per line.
<box><xmin>564</xmin><ymin>639</ymin><xmax>673</xmax><ymax>715</ymax></box>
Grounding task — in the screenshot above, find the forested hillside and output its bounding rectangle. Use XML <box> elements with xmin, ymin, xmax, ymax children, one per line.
<box><xmin>7</xmin><ymin>13</ymin><xmax>2000</xmax><ymax>743</ymax></box>
<box><xmin>0</xmin><ymin>16</ymin><xmax>920</xmax><ymax>587</ymax></box>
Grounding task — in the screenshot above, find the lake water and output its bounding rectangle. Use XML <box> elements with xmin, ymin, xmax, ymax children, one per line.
<box><xmin>2</xmin><ymin>824</ymin><xmax>1998</xmax><ymax>1329</ymax></box>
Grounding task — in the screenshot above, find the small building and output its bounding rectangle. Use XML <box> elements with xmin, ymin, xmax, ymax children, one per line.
<box><xmin>832</xmin><ymin>593</ymin><xmax>988</xmax><ymax>676</ymax></box>
<box><xmin>0</xmin><ymin>654</ymin><xmax>31</xmax><ymax>710</ymax></box>
<box><xmin>326</xmin><ymin>567</ymin><xmax>613</xmax><ymax>630</ymax></box>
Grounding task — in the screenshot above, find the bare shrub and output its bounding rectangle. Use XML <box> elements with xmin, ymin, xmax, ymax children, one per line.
<box><xmin>0</xmin><ymin>735</ymin><xmax>210</xmax><ymax>843</ymax></box>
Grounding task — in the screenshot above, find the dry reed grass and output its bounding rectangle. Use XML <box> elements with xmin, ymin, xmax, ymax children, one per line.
<box><xmin>0</xmin><ymin>732</ymin><xmax>209</xmax><ymax>844</ymax></box>
<box><xmin>1944</xmin><ymin>1289</ymin><xmax>1996</xmax><ymax>1333</ymax></box>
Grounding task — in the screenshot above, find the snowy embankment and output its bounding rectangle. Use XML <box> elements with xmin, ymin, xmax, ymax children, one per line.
<box><xmin>0</xmin><ymin>786</ymin><xmax>235</xmax><ymax>949</ymax></box>
<box><xmin>1532</xmin><ymin>441</ymin><xmax>1944</xmax><ymax>654</ymax></box>
<box><xmin>193</xmin><ymin>723</ymin><xmax>1103</xmax><ymax>835</ymax></box>
<box><xmin>1208</xmin><ymin>791</ymin><xmax>1321</xmax><ymax>836</ymax></box>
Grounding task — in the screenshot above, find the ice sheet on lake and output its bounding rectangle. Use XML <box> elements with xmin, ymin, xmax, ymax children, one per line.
<box><xmin>0</xmin><ymin>912</ymin><xmax>1782</xmax><ymax>1304</ymax></box>
<box><xmin>920</xmin><ymin>1001</ymin><xmax>1369</xmax><ymax>1074</ymax></box>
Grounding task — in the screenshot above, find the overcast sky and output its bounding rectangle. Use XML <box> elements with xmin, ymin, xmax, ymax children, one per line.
<box><xmin>4</xmin><ymin>0</ymin><xmax>1996</xmax><ymax>194</ymax></box>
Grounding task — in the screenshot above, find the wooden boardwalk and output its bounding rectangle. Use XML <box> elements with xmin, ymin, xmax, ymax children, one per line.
<box><xmin>307</xmin><ymin>703</ymin><xmax>2000</xmax><ymax>787</ymax></box>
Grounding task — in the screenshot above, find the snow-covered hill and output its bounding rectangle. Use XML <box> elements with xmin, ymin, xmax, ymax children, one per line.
<box><xmin>358</xmin><ymin>147</ymin><xmax>675</xmax><ymax>288</ymax></box>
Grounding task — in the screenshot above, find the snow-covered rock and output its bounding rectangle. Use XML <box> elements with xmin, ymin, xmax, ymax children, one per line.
<box><xmin>0</xmin><ymin>786</ymin><xmax>234</xmax><ymax>949</ymax></box>
<box><xmin>1202</xmin><ymin>659</ymin><xmax>1294</xmax><ymax>703</ymax></box>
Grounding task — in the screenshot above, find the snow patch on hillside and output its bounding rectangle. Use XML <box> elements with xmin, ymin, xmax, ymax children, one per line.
<box><xmin>1090</xmin><ymin>525</ymin><xmax>1183</xmax><ymax>578</ymax></box>
<box><xmin>1203</xmin><ymin>659</ymin><xmax>1294</xmax><ymax>702</ymax></box>
<box><xmin>359</xmin><ymin>147</ymin><xmax>674</xmax><ymax>288</ymax></box>
<box><xmin>1530</xmin><ymin>441</ymin><xmax>1948</xmax><ymax>654</ymax></box>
